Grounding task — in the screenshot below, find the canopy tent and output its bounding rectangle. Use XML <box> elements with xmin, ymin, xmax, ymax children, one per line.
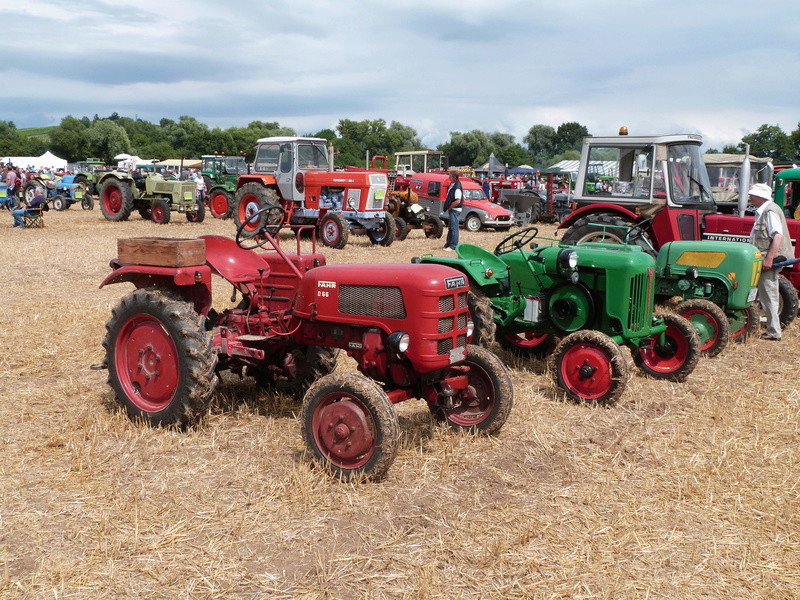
<box><xmin>2</xmin><ymin>150</ymin><xmax>68</xmax><ymax>171</ymax></box>
<box><xmin>156</xmin><ymin>159</ymin><xmax>202</xmax><ymax>169</ymax></box>
<box><xmin>507</xmin><ymin>166</ymin><xmax>545</xmax><ymax>175</ymax></box>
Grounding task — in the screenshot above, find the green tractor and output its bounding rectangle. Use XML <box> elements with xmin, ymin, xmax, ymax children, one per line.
<box><xmin>201</xmin><ymin>154</ymin><xmax>248</xmax><ymax>219</ymax></box>
<box><xmin>587</xmin><ymin>220</ymin><xmax>765</xmax><ymax>357</ymax></box>
<box><xmin>97</xmin><ymin>170</ymin><xmax>203</xmax><ymax>224</ymax></box>
<box><xmin>417</xmin><ymin>227</ymin><xmax>701</xmax><ymax>405</ymax></box>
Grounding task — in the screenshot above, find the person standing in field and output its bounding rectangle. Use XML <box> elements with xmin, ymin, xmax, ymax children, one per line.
<box><xmin>443</xmin><ymin>171</ymin><xmax>463</xmax><ymax>251</ymax></box>
<box><xmin>5</xmin><ymin>166</ymin><xmax>19</xmax><ymax>209</ymax></box>
<box><xmin>748</xmin><ymin>182</ymin><xmax>793</xmax><ymax>341</ymax></box>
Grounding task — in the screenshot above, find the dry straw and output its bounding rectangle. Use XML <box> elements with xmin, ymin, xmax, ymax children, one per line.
<box><xmin>0</xmin><ymin>209</ymin><xmax>797</xmax><ymax>599</ymax></box>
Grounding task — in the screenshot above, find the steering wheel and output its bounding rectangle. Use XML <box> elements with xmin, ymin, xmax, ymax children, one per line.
<box><xmin>495</xmin><ymin>226</ymin><xmax>539</xmax><ymax>255</ymax></box>
<box><xmin>623</xmin><ymin>218</ymin><xmax>653</xmax><ymax>245</ymax></box>
<box><xmin>235</xmin><ymin>205</ymin><xmax>285</xmax><ymax>250</ymax></box>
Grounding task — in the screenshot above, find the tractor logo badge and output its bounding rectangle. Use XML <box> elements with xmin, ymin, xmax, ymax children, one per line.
<box><xmin>318</xmin><ymin>281</ymin><xmax>337</xmax><ymax>289</ymax></box>
<box><xmin>444</xmin><ymin>276</ymin><xmax>466</xmax><ymax>290</ymax></box>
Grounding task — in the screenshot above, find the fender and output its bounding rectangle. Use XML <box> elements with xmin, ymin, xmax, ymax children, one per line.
<box><xmin>558</xmin><ymin>203</ymin><xmax>640</xmax><ymax>230</ymax></box>
<box><xmin>236</xmin><ymin>173</ymin><xmax>277</xmax><ymax>190</ymax></box>
<box><xmin>100</xmin><ymin>263</ymin><xmax>213</xmax><ymax>315</ymax></box>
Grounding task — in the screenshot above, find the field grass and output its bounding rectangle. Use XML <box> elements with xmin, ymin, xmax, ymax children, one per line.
<box><xmin>17</xmin><ymin>126</ymin><xmax>55</xmax><ymax>139</ymax></box>
<box><xmin>0</xmin><ymin>208</ymin><xmax>798</xmax><ymax>599</ymax></box>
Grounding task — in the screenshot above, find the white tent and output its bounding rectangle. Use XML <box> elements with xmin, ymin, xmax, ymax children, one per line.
<box><xmin>2</xmin><ymin>151</ymin><xmax>68</xmax><ymax>171</ymax></box>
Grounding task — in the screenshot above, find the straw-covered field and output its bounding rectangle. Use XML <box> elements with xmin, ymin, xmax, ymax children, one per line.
<box><xmin>0</xmin><ymin>208</ymin><xmax>798</xmax><ymax>600</ymax></box>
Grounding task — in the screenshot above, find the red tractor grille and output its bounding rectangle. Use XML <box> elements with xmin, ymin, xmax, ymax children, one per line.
<box><xmin>439</xmin><ymin>292</ymin><xmax>467</xmax><ymax>312</ymax></box>
<box><xmin>438</xmin><ymin>334</ymin><xmax>468</xmax><ymax>355</ymax></box>
<box><xmin>339</xmin><ymin>285</ymin><xmax>406</xmax><ymax>319</ymax></box>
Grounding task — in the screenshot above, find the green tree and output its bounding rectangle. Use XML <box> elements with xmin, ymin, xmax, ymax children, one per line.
<box><xmin>553</xmin><ymin>122</ymin><xmax>589</xmax><ymax>156</ymax></box>
<box><xmin>737</xmin><ymin>124</ymin><xmax>794</xmax><ymax>161</ymax></box>
<box><xmin>85</xmin><ymin>120</ymin><xmax>132</xmax><ymax>163</ymax></box>
<box><xmin>523</xmin><ymin>124</ymin><xmax>556</xmax><ymax>165</ymax></box>
<box><xmin>49</xmin><ymin>116</ymin><xmax>89</xmax><ymax>162</ymax></box>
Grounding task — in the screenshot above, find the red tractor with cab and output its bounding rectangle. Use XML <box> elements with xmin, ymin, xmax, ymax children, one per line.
<box><xmin>234</xmin><ymin>137</ymin><xmax>396</xmax><ymax>249</ymax></box>
<box><xmin>99</xmin><ymin>210</ymin><xmax>513</xmax><ymax>481</ymax></box>
<box><xmin>558</xmin><ymin>132</ymin><xmax>800</xmax><ymax>325</ymax></box>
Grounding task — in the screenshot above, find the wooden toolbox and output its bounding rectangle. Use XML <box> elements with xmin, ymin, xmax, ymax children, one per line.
<box><xmin>117</xmin><ymin>237</ymin><xmax>206</xmax><ymax>267</ymax></box>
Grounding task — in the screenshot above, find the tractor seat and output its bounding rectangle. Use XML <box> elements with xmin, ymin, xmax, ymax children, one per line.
<box><xmin>456</xmin><ymin>243</ymin><xmax>509</xmax><ymax>274</ymax></box>
<box><xmin>200</xmin><ymin>235</ymin><xmax>270</xmax><ymax>284</ymax></box>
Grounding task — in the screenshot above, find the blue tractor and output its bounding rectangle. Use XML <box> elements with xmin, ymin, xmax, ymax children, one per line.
<box><xmin>22</xmin><ymin>174</ymin><xmax>94</xmax><ymax>211</ymax></box>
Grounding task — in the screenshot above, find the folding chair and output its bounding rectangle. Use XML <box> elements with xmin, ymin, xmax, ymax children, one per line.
<box><xmin>22</xmin><ymin>205</ymin><xmax>46</xmax><ymax>228</ymax></box>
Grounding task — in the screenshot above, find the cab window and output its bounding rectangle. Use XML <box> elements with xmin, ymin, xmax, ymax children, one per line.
<box><xmin>254</xmin><ymin>144</ymin><xmax>280</xmax><ymax>172</ymax></box>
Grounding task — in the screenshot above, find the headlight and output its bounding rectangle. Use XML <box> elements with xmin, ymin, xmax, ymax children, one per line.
<box><xmin>558</xmin><ymin>249</ymin><xmax>579</xmax><ymax>270</ymax></box>
<box><xmin>387</xmin><ymin>331</ymin><xmax>410</xmax><ymax>353</ymax></box>
<box><xmin>467</xmin><ymin>319</ymin><xmax>475</xmax><ymax>338</ymax></box>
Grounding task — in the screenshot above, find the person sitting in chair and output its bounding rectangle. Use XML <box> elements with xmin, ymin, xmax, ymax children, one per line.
<box><xmin>12</xmin><ymin>191</ymin><xmax>47</xmax><ymax>228</ymax></box>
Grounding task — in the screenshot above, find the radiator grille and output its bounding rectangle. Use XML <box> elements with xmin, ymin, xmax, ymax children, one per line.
<box><xmin>439</xmin><ymin>316</ymin><xmax>453</xmax><ymax>333</ymax></box>
<box><xmin>627</xmin><ymin>271</ymin><xmax>652</xmax><ymax>332</ymax></box>
<box><xmin>438</xmin><ymin>334</ymin><xmax>467</xmax><ymax>355</ymax></box>
<box><xmin>439</xmin><ymin>295</ymin><xmax>454</xmax><ymax>312</ymax></box>
<box><xmin>339</xmin><ymin>285</ymin><xmax>406</xmax><ymax>319</ymax></box>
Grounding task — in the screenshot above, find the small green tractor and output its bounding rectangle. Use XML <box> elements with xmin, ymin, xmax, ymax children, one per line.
<box><xmin>97</xmin><ymin>170</ymin><xmax>203</xmax><ymax>224</ymax></box>
<box><xmin>201</xmin><ymin>154</ymin><xmax>248</xmax><ymax>219</ymax></box>
<box><xmin>417</xmin><ymin>227</ymin><xmax>701</xmax><ymax>405</ymax></box>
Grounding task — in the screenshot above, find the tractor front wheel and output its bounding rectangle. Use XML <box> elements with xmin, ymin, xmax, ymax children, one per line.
<box><xmin>81</xmin><ymin>195</ymin><xmax>94</xmax><ymax>210</ymax></box>
<box><xmin>727</xmin><ymin>304</ymin><xmax>761</xmax><ymax>343</ymax></box>
<box><xmin>633</xmin><ymin>312</ymin><xmax>700</xmax><ymax>381</ymax></box>
<box><xmin>423</xmin><ymin>216</ymin><xmax>444</xmax><ymax>239</ymax></box>
<box><xmin>52</xmin><ymin>195</ymin><xmax>67</xmax><ymax>211</ymax></box>
<box><xmin>551</xmin><ymin>330</ymin><xmax>629</xmax><ymax>405</ymax></box>
<box><xmin>367</xmin><ymin>216</ymin><xmax>396</xmax><ymax>247</ymax></box>
<box><xmin>186</xmin><ymin>199</ymin><xmax>205</xmax><ymax>223</ymax></box>
<box><xmin>302</xmin><ymin>372</ymin><xmax>399</xmax><ymax>481</ymax></box>
<box><xmin>394</xmin><ymin>216</ymin><xmax>409</xmax><ymax>241</ymax></box>
<box><xmin>99</xmin><ymin>177</ymin><xmax>134</xmax><ymax>221</ymax></box>
<box><xmin>103</xmin><ymin>289</ymin><xmax>218</xmax><ymax>427</ymax></box>
<box><xmin>675</xmin><ymin>298</ymin><xmax>729</xmax><ymax>357</ymax></box>
<box><xmin>208</xmin><ymin>189</ymin><xmax>233</xmax><ymax>219</ymax></box>
<box><xmin>151</xmin><ymin>198</ymin><xmax>171</xmax><ymax>224</ymax></box>
<box><xmin>319</xmin><ymin>212</ymin><xmax>350</xmax><ymax>249</ymax></box>
<box><xmin>430</xmin><ymin>345</ymin><xmax>513</xmax><ymax>435</ymax></box>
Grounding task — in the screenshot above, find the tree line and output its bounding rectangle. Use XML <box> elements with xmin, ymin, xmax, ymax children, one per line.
<box><xmin>1</xmin><ymin>113</ymin><xmax>799</xmax><ymax>169</ymax></box>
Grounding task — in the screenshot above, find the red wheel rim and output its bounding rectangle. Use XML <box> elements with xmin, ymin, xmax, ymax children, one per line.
<box><xmin>210</xmin><ymin>192</ymin><xmax>229</xmax><ymax>217</ymax></box>
<box><xmin>238</xmin><ymin>195</ymin><xmax>261</xmax><ymax>231</ymax></box>
<box><xmin>638</xmin><ymin>322</ymin><xmax>690</xmax><ymax>374</ymax></box>
<box><xmin>322</xmin><ymin>220</ymin><xmax>340</xmax><ymax>244</ymax></box>
<box><xmin>103</xmin><ymin>186</ymin><xmax>121</xmax><ymax>214</ymax></box>
<box><xmin>152</xmin><ymin>204</ymin><xmax>165</xmax><ymax>222</ymax></box>
<box><xmin>312</xmin><ymin>395</ymin><xmax>376</xmax><ymax>469</ymax></box>
<box><xmin>445</xmin><ymin>360</ymin><xmax>495</xmax><ymax>426</ymax></box>
<box><xmin>504</xmin><ymin>331</ymin><xmax>550</xmax><ymax>349</ymax></box>
<box><xmin>114</xmin><ymin>314</ymin><xmax>180</xmax><ymax>412</ymax></box>
<box><xmin>681</xmin><ymin>308</ymin><xmax>719</xmax><ymax>351</ymax></box>
<box><xmin>729</xmin><ymin>309</ymin><xmax>750</xmax><ymax>339</ymax></box>
<box><xmin>559</xmin><ymin>342</ymin><xmax>613</xmax><ymax>400</ymax></box>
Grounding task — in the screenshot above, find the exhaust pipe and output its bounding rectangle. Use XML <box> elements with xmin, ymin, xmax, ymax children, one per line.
<box><xmin>738</xmin><ymin>143</ymin><xmax>750</xmax><ymax>217</ymax></box>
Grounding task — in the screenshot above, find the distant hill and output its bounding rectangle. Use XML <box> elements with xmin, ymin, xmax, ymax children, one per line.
<box><xmin>19</xmin><ymin>126</ymin><xmax>55</xmax><ymax>140</ymax></box>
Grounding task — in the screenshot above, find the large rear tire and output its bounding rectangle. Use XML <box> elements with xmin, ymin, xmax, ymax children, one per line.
<box><xmin>103</xmin><ymin>289</ymin><xmax>218</xmax><ymax>428</ymax></box>
<box><xmin>467</xmin><ymin>289</ymin><xmax>497</xmax><ymax>348</ymax></box>
<box><xmin>302</xmin><ymin>372</ymin><xmax>399</xmax><ymax>481</ymax></box>
<box><xmin>777</xmin><ymin>275</ymin><xmax>799</xmax><ymax>328</ymax></box>
<box><xmin>234</xmin><ymin>183</ymin><xmax>280</xmax><ymax>238</ymax></box>
<box><xmin>562</xmin><ymin>213</ymin><xmax>655</xmax><ymax>255</ymax></box>
<box><xmin>99</xmin><ymin>177</ymin><xmax>134</xmax><ymax>221</ymax></box>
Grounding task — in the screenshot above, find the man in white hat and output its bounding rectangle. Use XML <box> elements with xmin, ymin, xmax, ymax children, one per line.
<box><xmin>748</xmin><ymin>182</ymin><xmax>793</xmax><ymax>340</ymax></box>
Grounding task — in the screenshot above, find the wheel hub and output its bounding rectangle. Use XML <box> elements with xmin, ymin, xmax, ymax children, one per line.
<box><xmin>316</xmin><ymin>400</ymin><xmax>374</xmax><ymax>460</ymax></box>
<box><xmin>578</xmin><ymin>360</ymin><xmax>597</xmax><ymax>379</ymax></box>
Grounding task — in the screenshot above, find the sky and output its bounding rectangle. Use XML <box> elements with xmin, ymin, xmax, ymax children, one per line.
<box><xmin>2</xmin><ymin>0</ymin><xmax>799</xmax><ymax>152</ymax></box>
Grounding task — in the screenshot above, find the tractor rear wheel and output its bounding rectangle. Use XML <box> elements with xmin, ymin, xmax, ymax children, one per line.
<box><xmin>234</xmin><ymin>183</ymin><xmax>280</xmax><ymax>238</ymax></box>
<box><xmin>208</xmin><ymin>189</ymin><xmax>233</xmax><ymax>219</ymax></box>
<box><xmin>52</xmin><ymin>195</ymin><xmax>67</xmax><ymax>211</ymax></box>
<box><xmin>727</xmin><ymin>304</ymin><xmax>761</xmax><ymax>343</ymax></box>
<box><xmin>151</xmin><ymin>198</ymin><xmax>171</xmax><ymax>224</ymax></box>
<box><xmin>103</xmin><ymin>289</ymin><xmax>218</xmax><ymax>428</ymax></box>
<box><xmin>430</xmin><ymin>345</ymin><xmax>513</xmax><ymax>435</ymax></box>
<box><xmin>423</xmin><ymin>216</ymin><xmax>444</xmax><ymax>239</ymax></box>
<box><xmin>675</xmin><ymin>298</ymin><xmax>729</xmax><ymax>357</ymax></box>
<box><xmin>99</xmin><ymin>177</ymin><xmax>134</xmax><ymax>221</ymax></box>
<box><xmin>394</xmin><ymin>216</ymin><xmax>409</xmax><ymax>241</ymax></box>
<box><xmin>249</xmin><ymin>346</ymin><xmax>340</xmax><ymax>399</ymax></box>
<box><xmin>319</xmin><ymin>212</ymin><xmax>350</xmax><ymax>249</ymax></box>
<box><xmin>186</xmin><ymin>199</ymin><xmax>205</xmax><ymax>223</ymax></box>
<box><xmin>367</xmin><ymin>216</ymin><xmax>396</xmax><ymax>246</ymax></box>
<box><xmin>562</xmin><ymin>213</ymin><xmax>655</xmax><ymax>255</ymax></box>
<box><xmin>302</xmin><ymin>372</ymin><xmax>399</xmax><ymax>481</ymax></box>
<box><xmin>776</xmin><ymin>275</ymin><xmax>799</xmax><ymax>328</ymax></box>
<box><xmin>498</xmin><ymin>330</ymin><xmax>556</xmax><ymax>357</ymax></box>
<box><xmin>551</xmin><ymin>330</ymin><xmax>629</xmax><ymax>405</ymax></box>
<box><xmin>632</xmin><ymin>312</ymin><xmax>700</xmax><ymax>381</ymax></box>
<box><xmin>467</xmin><ymin>289</ymin><xmax>497</xmax><ymax>348</ymax></box>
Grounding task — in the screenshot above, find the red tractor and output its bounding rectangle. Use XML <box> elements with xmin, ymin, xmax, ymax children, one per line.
<box><xmin>234</xmin><ymin>137</ymin><xmax>396</xmax><ymax>249</ymax></box>
<box><xmin>99</xmin><ymin>210</ymin><xmax>513</xmax><ymax>480</ymax></box>
<box><xmin>558</xmin><ymin>132</ymin><xmax>800</xmax><ymax>324</ymax></box>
